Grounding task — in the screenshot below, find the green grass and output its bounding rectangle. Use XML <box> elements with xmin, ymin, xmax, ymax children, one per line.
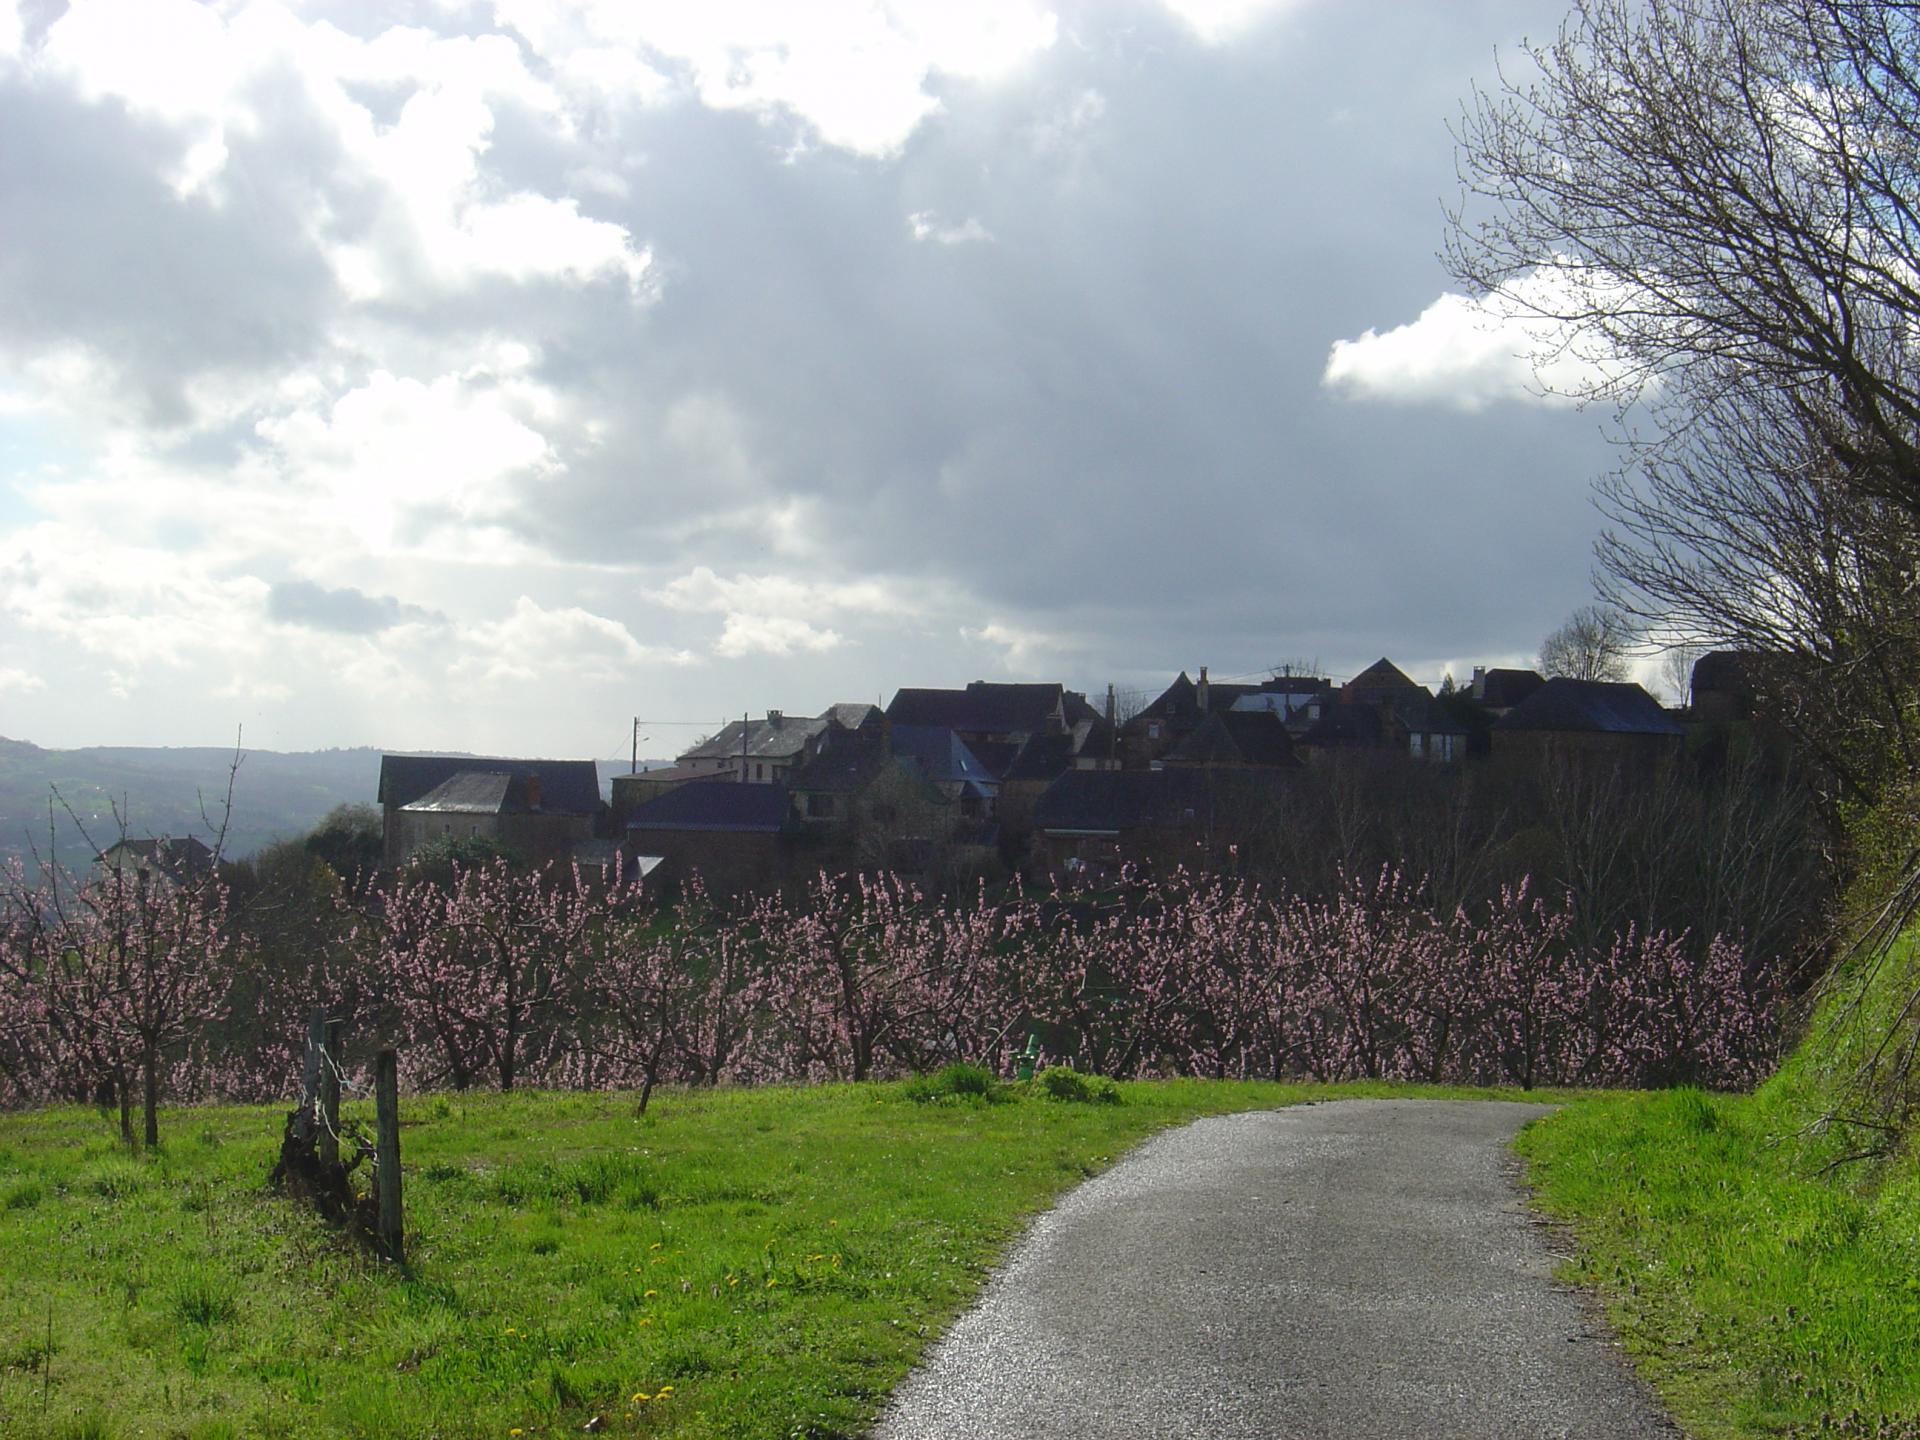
<box><xmin>1519</xmin><ymin>934</ymin><xmax>1920</xmax><ymax>1438</ymax></box>
<box><xmin>0</xmin><ymin>1077</ymin><xmax>1535</xmax><ymax>1439</ymax></box>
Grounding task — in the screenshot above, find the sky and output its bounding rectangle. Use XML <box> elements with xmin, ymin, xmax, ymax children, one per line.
<box><xmin>0</xmin><ymin>0</ymin><xmax>1637</xmax><ymax>758</ymax></box>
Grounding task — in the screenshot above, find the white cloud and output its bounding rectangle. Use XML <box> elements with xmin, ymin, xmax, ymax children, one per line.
<box><xmin>653</xmin><ymin>566</ymin><xmax>905</xmax><ymax>657</ymax></box>
<box><xmin>1158</xmin><ymin>0</ymin><xmax>1304</xmax><ymax>46</ymax></box>
<box><xmin>450</xmin><ymin>596</ymin><xmax>694</xmax><ymax>684</ymax></box>
<box><xmin>39</xmin><ymin>1</ymin><xmax>650</xmax><ymax>293</ymax></box>
<box><xmin>1321</xmin><ymin>266</ymin><xmax>1636</xmax><ymax>412</ymax></box>
<box><xmin>0</xmin><ymin>667</ymin><xmax>44</xmax><ymax>695</ymax></box>
<box><xmin>0</xmin><ymin>524</ymin><xmax>274</xmax><ymax>680</ymax></box>
<box><xmin>715</xmin><ymin>613</ymin><xmax>843</xmax><ymax>658</ymax></box>
<box><xmin>908</xmin><ymin>211</ymin><xmax>993</xmax><ymax>245</ymax></box>
<box><xmin>1028</xmin><ymin>88</ymin><xmax>1106</xmax><ymax>158</ymax></box>
<box><xmin>253</xmin><ymin>361</ymin><xmax>559</xmax><ymax>553</ymax></box>
<box><xmin>962</xmin><ymin>620</ymin><xmax>1076</xmax><ymax>671</ymax></box>
<box><xmin>0</xmin><ymin>0</ymin><xmax>23</xmax><ymax>65</ymax></box>
<box><xmin>490</xmin><ymin>0</ymin><xmax>1058</xmax><ymax>157</ymax></box>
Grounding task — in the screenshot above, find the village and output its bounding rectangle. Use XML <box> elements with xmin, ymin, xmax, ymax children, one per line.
<box><xmin>373</xmin><ymin>656</ymin><xmax>1743</xmax><ymax>895</ymax></box>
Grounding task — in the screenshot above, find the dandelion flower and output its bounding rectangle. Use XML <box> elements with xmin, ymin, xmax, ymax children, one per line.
<box><xmin>637</xmin><ymin>1318</ymin><xmax>653</xmax><ymax>1327</ymax></box>
<box><xmin>658</xmin><ymin>1386</ymin><xmax>674</xmax><ymax>1396</ymax></box>
<box><xmin>631</xmin><ymin>1393</ymin><xmax>650</xmax><ymax>1404</ymax></box>
<box><xmin>649</xmin><ymin>1242</ymin><xmax>662</xmax><ymax>1251</ymax></box>
<box><xmin>643</xmin><ymin>1289</ymin><xmax>658</xmax><ymax>1297</ymax></box>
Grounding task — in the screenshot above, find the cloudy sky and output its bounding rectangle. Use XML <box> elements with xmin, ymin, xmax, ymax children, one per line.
<box><xmin>0</xmin><ymin>0</ymin><xmax>1628</xmax><ymax>758</ymax></box>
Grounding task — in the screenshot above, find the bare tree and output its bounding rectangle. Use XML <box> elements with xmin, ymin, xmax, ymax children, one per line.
<box><xmin>1539</xmin><ymin>605</ymin><xmax>1634</xmax><ymax>683</ymax></box>
<box><xmin>1660</xmin><ymin>643</ymin><xmax>1706</xmax><ymax>709</ymax></box>
<box><xmin>1449</xmin><ymin>0</ymin><xmax>1920</xmax><ymax>525</ymax></box>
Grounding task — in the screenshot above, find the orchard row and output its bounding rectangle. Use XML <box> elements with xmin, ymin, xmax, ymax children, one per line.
<box><xmin>0</xmin><ymin>858</ymin><xmax>1777</xmax><ymax>1138</ymax></box>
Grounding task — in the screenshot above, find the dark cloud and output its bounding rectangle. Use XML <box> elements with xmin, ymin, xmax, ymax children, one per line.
<box><xmin>266</xmin><ymin>580</ymin><xmax>440</xmax><ymax>635</ymax></box>
<box><xmin>0</xmin><ymin>0</ymin><xmax>1632</xmax><ymax>753</ymax></box>
<box><xmin>493</xmin><ymin>0</ymin><xmax>1609</xmax><ymax>679</ymax></box>
<box><xmin>0</xmin><ymin>75</ymin><xmax>341</xmax><ymax>427</ymax></box>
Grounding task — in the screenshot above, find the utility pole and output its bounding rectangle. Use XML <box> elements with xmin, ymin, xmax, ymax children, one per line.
<box><xmin>631</xmin><ymin>716</ymin><xmax>639</xmax><ymax>774</ymax></box>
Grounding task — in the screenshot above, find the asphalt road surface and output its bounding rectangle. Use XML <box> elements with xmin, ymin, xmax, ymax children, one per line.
<box><xmin>873</xmin><ymin>1099</ymin><xmax>1676</xmax><ymax>1440</ymax></box>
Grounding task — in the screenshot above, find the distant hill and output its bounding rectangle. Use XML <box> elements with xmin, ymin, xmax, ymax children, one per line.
<box><xmin>0</xmin><ymin>739</ymin><xmax>663</xmax><ymax>874</ymax></box>
<box><xmin>0</xmin><ymin>737</ymin><xmax>389</xmax><ymax>873</ymax></box>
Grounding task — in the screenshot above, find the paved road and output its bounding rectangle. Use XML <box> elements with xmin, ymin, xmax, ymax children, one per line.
<box><xmin>874</xmin><ymin>1099</ymin><xmax>1675</xmax><ymax>1440</ymax></box>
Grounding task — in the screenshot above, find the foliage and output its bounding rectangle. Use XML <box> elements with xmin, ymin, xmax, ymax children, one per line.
<box><xmin>1033</xmin><ymin>1066</ymin><xmax>1120</xmax><ymax>1104</ymax></box>
<box><xmin>0</xmin><ymin>1079</ymin><xmax>1527</xmax><ymax>1440</ymax></box>
<box><xmin>303</xmin><ymin>803</ymin><xmax>383</xmax><ymax>884</ymax></box>
<box><xmin>1521</xmin><ymin>1084</ymin><xmax>1920</xmax><ymax>1438</ymax></box>
<box><xmin>0</xmin><ymin>857</ymin><xmax>242</xmax><ymax>1145</ymax></box>
<box><xmin>902</xmin><ymin>1062</ymin><xmax>1000</xmax><ymax>1103</ymax></box>
<box><xmin>1450</xmin><ymin>0</ymin><xmax>1920</xmax><ymax>828</ymax></box>
<box><xmin>1450</xmin><ymin>0</ymin><xmax>1920</xmax><ymax>522</ymax></box>
<box><xmin>0</xmin><ymin>859</ymin><xmax>1783</xmax><ymax>1112</ymax></box>
<box><xmin>1516</xmin><ymin>911</ymin><xmax>1920</xmax><ymax>1437</ymax></box>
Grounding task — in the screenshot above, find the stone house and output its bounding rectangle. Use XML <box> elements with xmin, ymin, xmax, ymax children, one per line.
<box><xmin>377</xmin><ymin>754</ymin><xmax>603</xmax><ymax>868</ymax></box>
<box><xmin>1491</xmin><ymin>678</ymin><xmax>1687</xmax><ymax>766</ymax></box>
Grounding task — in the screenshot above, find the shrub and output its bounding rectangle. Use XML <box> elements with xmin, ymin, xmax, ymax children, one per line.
<box><xmin>171</xmin><ymin>1273</ymin><xmax>238</xmax><ymax>1327</ymax></box>
<box><xmin>903</xmin><ymin>1063</ymin><xmax>998</xmax><ymax>1103</ymax></box>
<box><xmin>1036</xmin><ymin>1067</ymin><xmax>1120</xmax><ymax>1105</ymax></box>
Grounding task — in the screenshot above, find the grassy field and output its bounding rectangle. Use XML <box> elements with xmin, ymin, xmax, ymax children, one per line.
<box><xmin>0</xmin><ymin>1074</ymin><xmax>1541</xmax><ymax>1440</ymax></box>
<box><xmin>1520</xmin><ymin>936</ymin><xmax>1920</xmax><ymax>1439</ymax></box>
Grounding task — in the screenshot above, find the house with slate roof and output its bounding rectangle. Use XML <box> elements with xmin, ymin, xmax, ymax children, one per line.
<box><xmin>1689</xmin><ymin>650</ymin><xmax>1764</xmax><ymax>722</ymax></box>
<box><xmin>378</xmin><ymin>754</ymin><xmax>603</xmax><ymax>867</ymax></box>
<box><xmin>1491</xmin><ymin>678</ymin><xmax>1686</xmax><ymax>767</ymax></box>
<box><xmin>885</xmin><ymin>682</ymin><xmax>1093</xmax><ymax>755</ymax></box>
<box><xmin>609</xmin><ymin>763</ymin><xmax>707</xmax><ymax>824</ymax></box>
<box><xmin>96</xmin><ymin>835</ymin><xmax>215</xmax><ymax>885</ymax></box>
<box><xmin>1381</xmin><ymin>689</ymin><xmax>1471</xmax><ymax>763</ymax></box>
<box><xmin>1342</xmin><ymin>657</ymin><xmax>1424</xmax><ymax>702</ymax></box>
<box><xmin>1128</xmin><ymin>667</ymin><xmax>1333</xmax><ymax>764</ymax></box>
<box><xmin>890</xmin><ymin>725</ymin><xmax>999</xmax><ymax>815</ymax></box>
<box><xmin>1296</xmin><ymin>702</ymin><xmax>1387</xmax><ymax>757</ymax></box>
<box><xmin>676</xmin><ymin>704</ymin><xmax>885</xmax><ymax>786</ymax></box>
<box><xmin>787</xmin><ymin>742</ymin><xmax>897</xmax><ymax>825</ymax></box>
<box><xmin>624</xmin><ymin>779</ymin><xmax>797</xmax><ymax>895</ymax></box>
<box><xmin>1160</xmin><ymin>708</ymin><xmax>1300</xmax><ymax>769</ymax></box>
<box><xmin>1030</xmin><ymin>768</ymin><xmax>1285</xmax><ymax>874</ymax></box>
<box><xmin>1469</xmin><ymin>667</ymin><xmax>1546</xmax><ymax>716</ymax></box>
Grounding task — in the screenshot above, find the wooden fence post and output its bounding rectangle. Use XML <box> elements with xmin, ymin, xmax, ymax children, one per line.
<box><xmin>297</xmin><ymin>1010</ymin><xmax>326</xmax><ymax>1144</ymax></box>
<box><xmin>374</xmin><ymin>1050</ymin><xmax>403</xmax><ymax>1265</ymax></box>
<box><xmin>318</xmin><ymin>1020</ymin><xmax>343</xmax><ymax>1172</ymax></box>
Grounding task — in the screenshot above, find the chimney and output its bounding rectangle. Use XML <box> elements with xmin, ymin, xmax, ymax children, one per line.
<box><xmin>767</xmin><ymin>709</ymin><xmax>783</xmax><ymax>728</ymax></box>
<box><xmin>1471</xmin><ymin>666</ymin><xmax>1487</xmax><ymax>701</ymax></box>
<box><xmin>1105</xmin><ymin>683</ymin><xmax>1116</xmax><ymax>729</ymax></box>
<box><xmin>524</xmin><ymin>774</ymin><xmax>542</xmax><ymax>809</ymax></box>
<box><xmin>1197</xmin><ymin>666</ymin><xmax>1210</xmax><ymax>714</ymax></box>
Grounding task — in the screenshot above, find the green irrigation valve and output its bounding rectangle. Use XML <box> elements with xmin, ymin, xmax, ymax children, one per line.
<box><xmin>1016</xmin><ymin>1033</ymin><xmax>1041</xmax><ymax>1082</ymax></box>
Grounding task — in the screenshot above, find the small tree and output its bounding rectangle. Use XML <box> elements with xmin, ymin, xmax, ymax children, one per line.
<box><xmin>1539</xmin><ymin>605</ymin><xmax>1633</xmax><ymax>683</ymax></box>
<box><xmin>0</xmin><ymin>858</ymin><xmax>237</xmax><ymax>1146</ymax></box>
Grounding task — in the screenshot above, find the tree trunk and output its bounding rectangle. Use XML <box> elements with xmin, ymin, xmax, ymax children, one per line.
<box><xmin>142</xmin><ymin>1041</ymin><xmax>159</xmax><ymax>1149</ymax></box>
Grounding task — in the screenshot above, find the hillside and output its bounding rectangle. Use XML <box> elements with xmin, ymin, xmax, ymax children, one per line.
<box><xmin>1517</xmin><ymin>914</ymin><xmax>1920</xmax><ymax>1435</ymax></box>
<box><xmin>0</xmin><ymin>737</ymin><xmax>390</xmax><ymax>872</ymax></box>
<box><xmin>0</xmin><ymin>738</ymin><xmax>645</xmax><ymax>873</ymax></box>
